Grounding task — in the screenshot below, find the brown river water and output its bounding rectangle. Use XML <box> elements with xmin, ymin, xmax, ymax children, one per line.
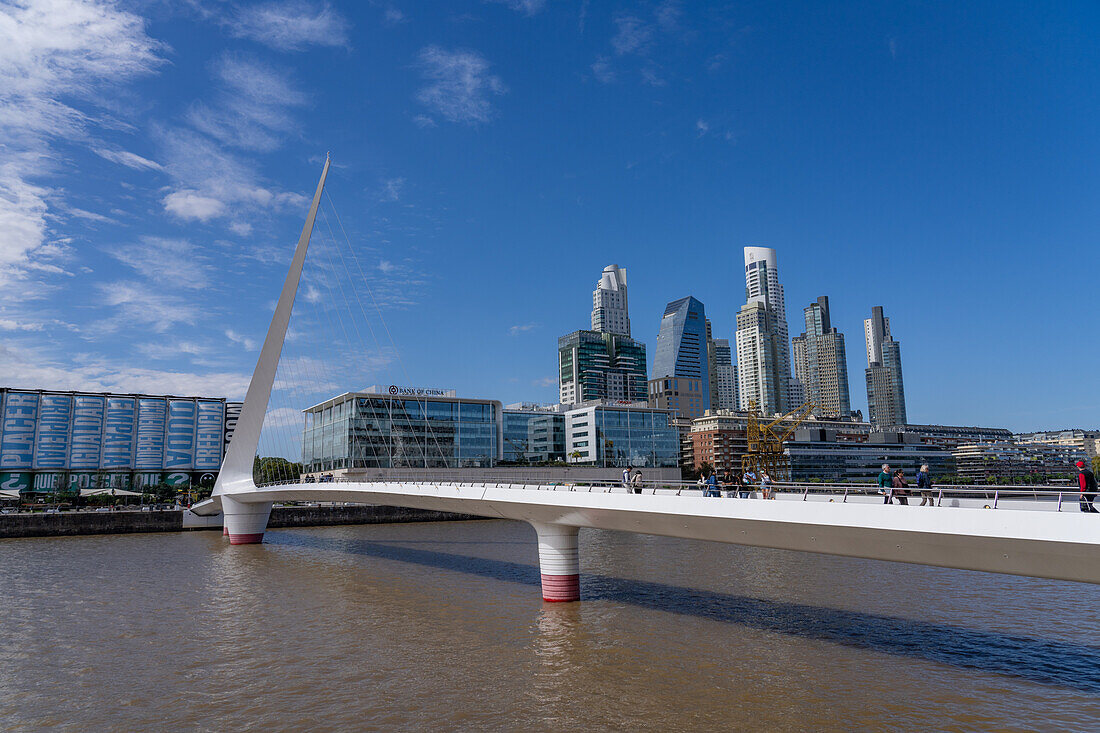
<box><xmin>1</xmin><ymin>519</ymin><xmax>1098</xmax><ymax>731</ymax></box>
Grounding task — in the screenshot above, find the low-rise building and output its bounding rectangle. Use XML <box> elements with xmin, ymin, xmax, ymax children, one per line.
<box><xmin>502</xmin><ymin>403</ymin><xmax>566</xmax><ymax>464</ymax></box>
<box><xmin>1015</xmin><ymin>429</ymin><xmax>1099</xmax><ymax>459</ymax></box>
<box><xmin>302</xmin><ymin>391</ymin><xmax>503</xmax><ymax>474</ymax></box>
<box><xmin>0</xmin><ymin>387</ymin><xmax>240</xmax><ymax>492</ymax></box>
<box><xmin>564</xmin><ymin>401</ymin><xmax>679</xmax><ymax>470</ymax></box>
<box><xmin>787</xmin><ymin>429</ymin><xmax>954</xmax><ymax>483</ymax></box>
<box><xmin>954</xmin><ymin>440</ymin><xmax>1085</xmax><ymax>482</ymax></box>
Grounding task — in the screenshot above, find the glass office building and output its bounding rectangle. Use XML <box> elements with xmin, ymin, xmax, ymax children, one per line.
<box><xmin>502</xmin><ymin>405</ymin><xmax>566</xmax><ymax>463</ymax></box>
<box><xmin>302</xmin><ymin>392</ymin><xmax>503</xmax><ymax>472</ymax></box>
<box><xmin>652</xmin><ymin>296</ymin><xmax>709</xmax><ymax>416</ymax></box>
<box><xmin>565</xmin><ymin>403</ymin><xmax>679</xmax><ymax>468</ymax></box>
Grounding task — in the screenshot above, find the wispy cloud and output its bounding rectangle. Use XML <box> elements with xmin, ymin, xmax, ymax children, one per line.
<box><xmin>415</xmin><ymin>46</ymin><xmax>506</xmax><ymax>125</ymax></box>
<box><xmin>225</xmin><ymin>329</ymin><xmax>258</xmax><ymax>350</ymax></box>
<box><xmin>532</xmin><ymin>376</ymin><xmax>557</xmax><ymax>388</ymax></box>
<box><xmin>94</xmin><ymin>147</ymin><xmax>165</xmax><ymax>172</ymax></box>
<box><xmin>612</xmin><ymin>16</ymin><xmax>653</xmax><ymax>55</ymax></box>
<box><xmin>93</xmin><ymin>281</ymin><xmax>197</xmax><ymax>333</ymax></box>
<box><xmin>379</xmin><ymin>177</ymin><xmax>405</xmax><ymax>202</ymax></box>
<box><xmin>110</xmin><ymin>237</ymin><xmax>208</xmax><ymax>289</ymax></box>
<box><xmin>157</xmin><ymin>125</ymin><xmax>307</xmax><ymax>223</ymax></box>
<box><xmin>137</xmin><ymin>341</ymin><xmax>209</xmax><ymax>360</ymax></box>
<box><xmin>228</xmin><ymin>1</ymin><xmax>349</xmax><ymax>51</ymax></box>
<box><xmin>0</xmin><ymin>0</ymin><xmax>162</xmax><ymax>289</ymax></box>
<box><xmin>591</xmin><ymin>57</ymin><xmax>616</xmax><ymax>84</ymax></box>
<box><xmin>509</xmin><ymin>323</ymin><xmax>538</xmax><ymax>336</ymax></box>
<box><xmin>187</xmin><ymin>54</ymin><xmax>307</xmax><ymax>152</ymax></box>
<box><xmin>486</xmin><ymin>0</ymin><xmax>546</xmax><ymax>15</ymax></box>
<box><xmin>0</xmin><ymin>342</ymin><xmax>250</xmax><ymax>399</ymax></box>
<box><xmin>595</xmin><ymin>4</ymin><xmax>684</xmax><ymax>85</ymax></box>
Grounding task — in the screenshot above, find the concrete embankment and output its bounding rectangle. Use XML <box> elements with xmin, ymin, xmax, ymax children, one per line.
<box><xmin>0</xmin><ymin>506</ymin><xmax>486</xmax><ymax>539</ymax></box>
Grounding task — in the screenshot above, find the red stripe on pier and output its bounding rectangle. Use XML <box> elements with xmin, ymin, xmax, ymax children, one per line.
<box><xmin>228</xmin><ymin>533</ymin><xmax>265</xmax><ymax>545</ymax></box>
<box><xmin>541</xmin><ymin>573</ymin><xmax>580</xmax><ymax>602</ymax></box>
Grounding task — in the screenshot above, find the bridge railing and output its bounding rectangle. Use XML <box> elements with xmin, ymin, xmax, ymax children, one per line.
<box><xmin>251</xmin><ymin>476</ymin><xmax>1091</xmax><ymax>512</ymax></box>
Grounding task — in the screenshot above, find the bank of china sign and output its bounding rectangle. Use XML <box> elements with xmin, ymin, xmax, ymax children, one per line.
<box><xmin>388</xmin><ymin>385</ymin><xmax>449</xmax><ymax>397</ymax></box>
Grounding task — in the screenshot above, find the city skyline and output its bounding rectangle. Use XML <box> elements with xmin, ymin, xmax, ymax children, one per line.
<box><xmin>1</xmin><ymin>1</ymin><xmax>1097</xmax><ymax>432</ymax></box>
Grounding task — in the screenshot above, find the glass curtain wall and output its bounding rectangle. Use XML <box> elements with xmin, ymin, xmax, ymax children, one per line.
<box><xmin>303</xmin><ymin>397</ymin><xmax>497</xmax><ymax>472</ymax></box>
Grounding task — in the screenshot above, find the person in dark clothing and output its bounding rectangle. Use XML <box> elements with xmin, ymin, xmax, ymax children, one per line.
<box><xmin>891</xmin><ymin>469</ymin><xmax>909</xmax><ymax>506</ymax></box>
<box><xmin>704</xmin><ymin>471</ymin><xmax>721</xmax><ymax>498</ymax></box>
<box><xmin>1077</xmin><ymin>461</ymin><xmax>1098</xmax><ymax>513</ymax></box>
<box><xmin>916</xmin><ymin>464</ymin><xmax>934</xmax><ymax>507</ymax></box>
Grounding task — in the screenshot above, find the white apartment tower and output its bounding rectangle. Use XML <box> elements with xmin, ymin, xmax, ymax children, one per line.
<box><xmin>591</xmin><ymin>264</ymin><xmax>631</xmax><ymax>337</ymax></box>
<box><xmin>864</xmin><ymin>307</ymin><xmax>891</xmax><ymax>366</ymax></box>
<box><xmin>736</xmin><ymin>301</ymin><xmax>784</xmax><ymax>414</ymax></box>
<box><xmin>737</xmin><ymin>246</ymin><xmax>794</xmax><ymax>414</ymax></box>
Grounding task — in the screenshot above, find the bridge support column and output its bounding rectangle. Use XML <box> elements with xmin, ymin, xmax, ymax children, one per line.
<box><xmin>223</xmin><ymin>496</ymin><xmax>273</xmax><ymax>545</ymax></box>
<box><xmin>531</xmin><ymin>522</ymin><xmax>580</xmax><ymax>602</ymax></box>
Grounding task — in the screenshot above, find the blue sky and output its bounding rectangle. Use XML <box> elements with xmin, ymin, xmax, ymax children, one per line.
<box><xmin>1</xmin><ymin>0</ymin><xmax>1097</xmax><ymax>433</ymax></box>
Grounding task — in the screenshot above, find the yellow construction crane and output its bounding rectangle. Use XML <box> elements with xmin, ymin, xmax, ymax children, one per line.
<box><xmin>741</xmin><ymin>399</ymin><xmax>821</xmax><ymax>480</ymax></box>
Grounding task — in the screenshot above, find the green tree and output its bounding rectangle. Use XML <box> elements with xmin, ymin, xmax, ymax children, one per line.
<box><xmin>1092</xmin><ymin>456</ymin><xmax>1100</xmax><ymax>476</ymax></box>
<box><xmin>253</xmin><ymin>456</ymin><xmax>303</xmax><ymax>485</ymax></box>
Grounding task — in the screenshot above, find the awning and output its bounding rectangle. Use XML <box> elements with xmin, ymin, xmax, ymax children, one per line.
<box><xmin>79</xmin><ymin>488</ymin><xmax>143</xmax><ymax>497</ymax></box>
<box><xmin>0</xmin><ymin>490</ymin><xmax>20</xmax><ymax>500</ymax></box>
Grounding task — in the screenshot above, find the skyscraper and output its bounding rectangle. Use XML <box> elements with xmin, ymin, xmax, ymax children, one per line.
<box><xmin>791</xmin><ymin>296</ymin><xmax>851</xmax><ymax>417</ymax></box>
<box><xmin>591</xmin><ymin>264</ymin><xmax>630</xmax><ymax>337</ymax></box>
<box><xmin>738</xmin><ymin>247</ymin><xmax>794</xmax><ymax>414</ymax></box>
<box><xmin>558</xmin><ymin>331</ymin><xmax>648</xmax><ymax>405</ymax></box>
<box><xmin>736</xmin><ymin>300</ymin><xmax>785</xmax><ymax>414</ymax></box>
<box><xmin>711</xmin><ymin>339</ymin><xmax>738</xmax><ymax>410</ymax></box>
<box><xmin>652</xmin><ymin>296</ymin><xmax>709</xmax><ymax>417</ymax></box>
<box><xmin>864</xmin><ymin>305</ymin><xmax>907</xmax><ymax>427</ymax></box>
<box><xmin>706</xmin><ymin>318</ymin><xmax>738</xmax><ymax>411</ymax></box>
<box><xmin>559</xmin><ymin>264</ymin><xmax>646</xmax><ymax>405</ymax></box>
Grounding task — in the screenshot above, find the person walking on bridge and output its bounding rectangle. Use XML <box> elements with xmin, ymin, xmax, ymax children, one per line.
<box><xmin>917</xmin><ymin>464</ymin><xmax>934</xmax><ymax>507</ymax></box>
<box><xmin>892</xmin><ymin>469</ymin><xmax>910</xmax><ymax>506</ymax></box>
<box><xmin>630</xmin><ymin>467</ymin><xmax>643</xmax><ymax>494</ymax></box>
<box><xmin>622</xmin><ymin>466</ymin><xmax>631</xmax><ymax>492</ymax></box>
<box><xmin>1077</xmin><ymin>461</ymin><xmax>1098</xmax><ymax>513</ymax></box>
<box><xmin>878</xmin><ymin>464</ymin><xmax>893</xmax><ymax>504</ymax></box>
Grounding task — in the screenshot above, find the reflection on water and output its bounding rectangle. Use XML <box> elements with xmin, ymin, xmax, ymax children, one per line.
<box><xmin>1</xmin><ymin>520</ymin><xmax>1098</xmax><ymax>731</ymax></box>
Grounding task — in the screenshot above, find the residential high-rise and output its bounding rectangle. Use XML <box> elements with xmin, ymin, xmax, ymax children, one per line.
<box><xmin>704</xmin><ymin>320</ymin><xmax>737</xmax><ymax>412</ymax></box>
<box><xmin>738</xmin><ymin>247</ymin><xmax>793</xmax><ymax>414</ymax></box>
<box><xmin>652</xmin><ymin>296</ymin><xmax>709</xmax><ymax>417</ymax></box>
<box><xmin>591</xmin><ymin>264</ymin><xmax>630</xmax><ymax>337</ymax></box>
<box><xmin>735</xmin><ymin>300</ymin><xmax>785</xmax><ymax>414</ymax></box>
<box><xmin>864</xmin><ymin>306</ymin><xmax>907</xmax><ymax>427</ymax></box>
<box><xmin>792</xmin><ymin>296</ymin><xmax>851</xmax><ymax>417</ymax></box>
<box><xmin>558</xmin><ymin>330</ymin><xmax>647</xmax><ymax>405</ymax></box>
<box><xmin>864</xmin><ymin>304</ymin><xmax>891</xmax><ymax>366</ymax></box>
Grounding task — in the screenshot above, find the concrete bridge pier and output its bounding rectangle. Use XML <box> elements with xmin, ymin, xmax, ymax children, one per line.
<box><xmin>531</xmin><ymin>522</ymin><xmax>580</xmax><ymax>602</ymax></box>
<box><xmin>223</xmin><ymin>496</ymin><xmax>273</xmax><ymax>545</ymax></box>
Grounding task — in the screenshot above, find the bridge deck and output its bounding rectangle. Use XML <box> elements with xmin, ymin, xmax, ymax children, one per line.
<box><xmin>195</xmin><ymin>481</ymin><xmax>1100</xmax><ymax>585</ymax></box>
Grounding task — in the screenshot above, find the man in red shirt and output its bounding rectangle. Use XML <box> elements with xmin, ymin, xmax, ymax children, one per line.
<box><xmin>1077</xmin><ymin>460</ymin><xmax>1098</xmax><ymax>513</ymax></box>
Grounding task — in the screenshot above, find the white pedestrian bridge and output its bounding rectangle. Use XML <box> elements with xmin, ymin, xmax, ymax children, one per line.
<box><xmin>197</xmin><ymin>156</ymin><xmax>1100</xmax><ymax>602</ymax></box>
<box><xmin>192</xmin><ymin>479</ymin><xmax>1100</xmax><ymax>600</ymax></box>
